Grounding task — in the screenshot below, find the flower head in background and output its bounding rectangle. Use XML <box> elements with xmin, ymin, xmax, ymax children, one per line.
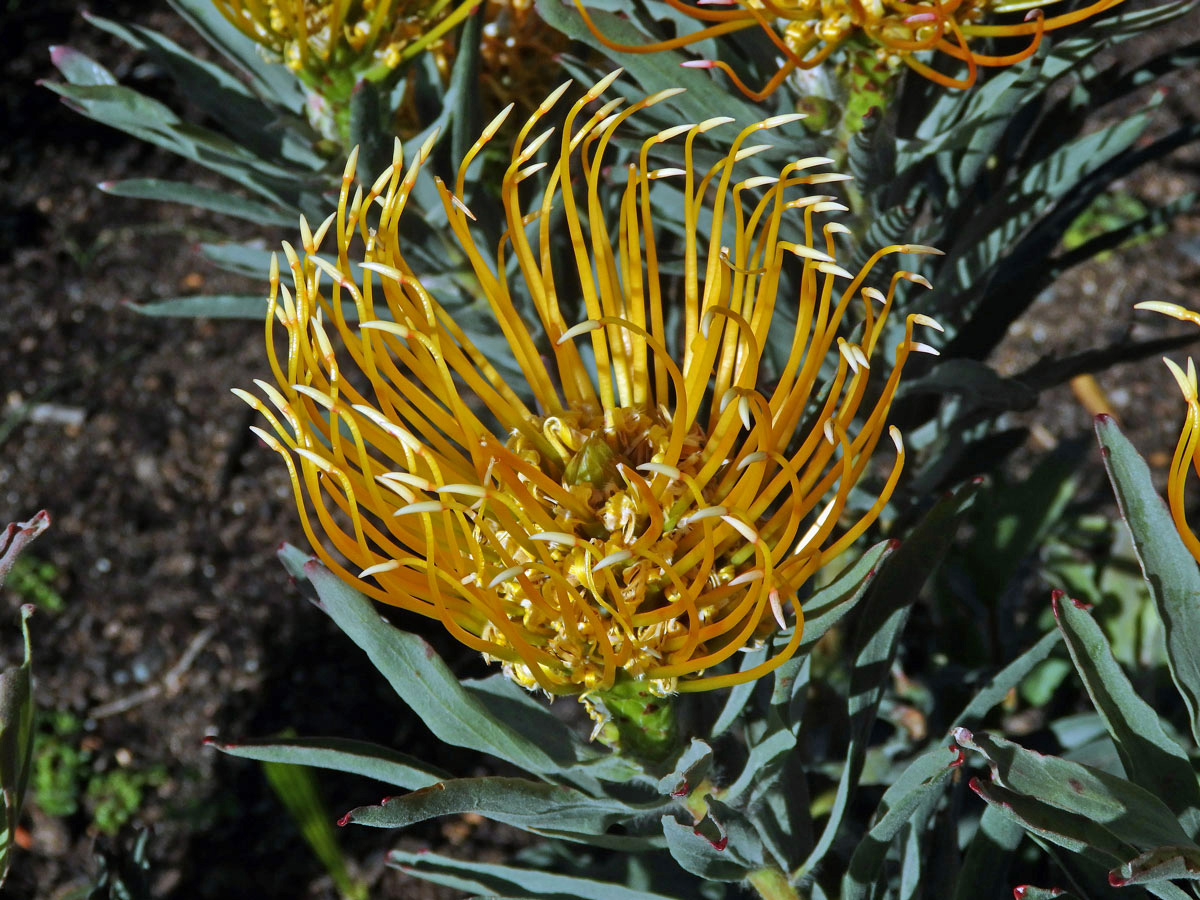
<box><xmin>212</xmin><ymin>0</ymin><xmax>564</xmax><ymax>138</ymax></box>
<box><xmin>1135</xmin><ymin>300</ymin><xmax>1200</xmax><ymax>562</ymax></box>
<box><xmin>211</xmin><ymin>0</ymin><xmax>478</xmax><ymax>83</ymax></box>
<box><xmin>238</xmin><ymin>73</ymin><xmax>942</xmax><ymax>696</ymax></box>
<box><xmin>573</xmin><ymin>0</ymin><xmax>1124</xmax><ymax>96</ymax></box>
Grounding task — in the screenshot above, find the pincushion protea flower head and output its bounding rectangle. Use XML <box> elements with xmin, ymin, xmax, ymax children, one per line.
<box><xmin>238</xmin><ymin>72</ymin><xmax>943</xmax><ymax>696</ymax></box>
<box><xmin>1135</xmin><ymin>301</ymin><xmax>1200</xmax><ymax>562</ymax></box>
<box><xmin>573</xmin><ymin>0</ymin><xmax>1124</xmax><ymax>96</ymax></box>
<box><xmin>210</xmin><ymin>0</ymin><xmax>478</xmax><ymax>82</ymax></box>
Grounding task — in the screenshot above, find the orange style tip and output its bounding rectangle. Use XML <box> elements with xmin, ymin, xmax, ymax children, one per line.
<box><xmin>681</xmin><ymin>60</ymin><xmax>716</xmax><ymax>69</ymax></box>
<box><xmin>900</xmin><ymin>244</ymin><xmax>944</xmax><ymax>255</ymax></box>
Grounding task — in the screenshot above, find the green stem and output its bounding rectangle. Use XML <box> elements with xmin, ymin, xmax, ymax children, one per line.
<box><xmin>747</xmin><ymin>866</ymin><xmax>802</xmax><ymax>900</ymax></box>
<box><xmin>588</xmin><ymin>678</ymin><xmax>678</xmax><ymax>765</ymax></box>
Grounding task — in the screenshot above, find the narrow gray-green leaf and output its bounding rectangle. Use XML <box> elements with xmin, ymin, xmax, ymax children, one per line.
<box><xmin>99</xmin><ymin>178</ymin><xmax>295</xmax><ymax>225</ymax></box>
<box><xmin>798</xmin><ymin>539</ymin><xmax>896</xmax><ymax>656</ymax></box>
<box><xmin>661</xmin><ymin>814</ymin><xmax>751</xmax><ymax>882</ymax></box>
<box><xmin>955</xmin><ymin>729</ymin><xmax>1195</xmax><ymax>851</ymax></box>
<box><xmin>278</xmin><ymin>545</ymin><xmax>564</xmax><ymax>776</ymax></box>
<box><xmin>968</xmin><ymin>777</ymin><xmax>1132</xmax><ymax>862</ymax></box>
<box><xmin>801</xmin><ymin>481</ymin><xmax>978</xmax><ymax>877</ymax></box>
<box><xmin>386</xmin><ymin>848</ymin><xmax>686</xmax><ymax>900</ymax></box>
<box><xmin>953</xmin><ymin>807</ymin><xmax>1026</xmax><ymax>900</ymax></box>
<box><xmin>342</xmin><ymin>776</ymin><xmax>646</xmax><ymax>839</ymax></box>
<box><xmin>166</xmin><ymin>0</ymin><xmax>308</xmax><ymax>109</ymax></box>
<box><xmin>1112</xmin><ymin>845</ymin><xmax>1200</xmax><ymax>886</ymax></box>
<box><xmin>1050</xmin><ymin>591</ymin><xmax>1200</xmax><ymax>827</ymax></box>
<box><xmin>207</xmin><ymin>736</ymin><xmax>448</xmax><ymax>789</ymax></box>
<box><xmin>130</xmin><ymin>295</ymin><xmax>358</xmax><ymax>320</ymax></box>
<box><xmin>48</xmin><ymin>45</ymin><xmax>116</xmax><ymax>86</ymax></box>
<box><xmin>1096</xmin><ymin>414</ymin><xmax>1200</xmax><ymax>746</ymax></box>
<box><xmin>128</xmin><ymin>295</ymin><xmax>269</xmax><ymax>319</ymax></box>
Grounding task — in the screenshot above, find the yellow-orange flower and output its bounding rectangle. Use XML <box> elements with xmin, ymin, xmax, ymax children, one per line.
<box><xmin>1136</xmin><ymin>301</ymin><xmax>1200</xmax><ymax>561</ymax></box>
<box><xmin>573</xmin><ymin>0</ymin><xmax>1124</xmax><ymax>96</ymax></box>
<box><xmin>210</xmin><ymin>0</ymin><xmax>478</xmax><ymax>81</ymax></box>
<box><xmin>238</xmin><ymin>74</ymin><xmax>942</xmax><ymax>695</ymax></box>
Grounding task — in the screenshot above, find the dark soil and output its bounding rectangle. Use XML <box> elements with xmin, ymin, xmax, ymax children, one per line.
<box><xmin>1</xmin><ymin>0</ymin><xmax>1198</xmax><ymax>897</ymax></box>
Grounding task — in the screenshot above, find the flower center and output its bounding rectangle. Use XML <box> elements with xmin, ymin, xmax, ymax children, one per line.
<box><xmin>479</xmin><ymin>407</ymin><xmax>766</xmax><ymax>693</ymax></box>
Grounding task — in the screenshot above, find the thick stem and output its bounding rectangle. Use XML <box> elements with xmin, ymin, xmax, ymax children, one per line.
<box><xmin>589</xmin><ymin>679</ymin><xmax>678</xmax><ymax>764</ymax></box>
<box><xmin>747</xmin><ymin>866</ymin><xmax>802</xmax><ymax>900</ymax></box>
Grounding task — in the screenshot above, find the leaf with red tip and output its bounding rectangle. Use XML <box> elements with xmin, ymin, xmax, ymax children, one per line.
<box><xmin>1096</xmin><ymin>415</ymin><xmax>1200</xmax><ymax>748</ymax></box>
<box><xmin>955</xmin><ymin>729</ymin><xmax>1195</xmax><ymax>852</ymax></box>
<box><xmin>1011</xmin><ymin>885</ymin><xmax>1075</xmax><ymax>900</ymax></box>
<box><xmin>341</xmin><ymin>776</ymin><xmax>654</xmax><ymax>845</ymax></box>
<box><xmin>968</xmin><ymin>777</ymin><xmax>1133</xmax><ymax>863</ymax></box>
<box><xmin>1050</xmin><ymin>591</ymin><xmax>1200</xmax><ymax>831</ymax></box>
<box><xmin>47</xmin><ymin>45</ymin><xmax>116</xmax><ymax>86</ymax></box>
<box><xmin>276</xmin><ymin>545</ymin><xmax>573</xmax><ymax>779</ymax></box>
<box><xmin>1111</xmin><ymin>845</ymin><xmax>1200</xmax><ymax>886</ymax></box>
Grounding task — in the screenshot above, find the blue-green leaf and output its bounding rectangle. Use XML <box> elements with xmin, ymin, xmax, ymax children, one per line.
<box><xmin>1095</xmin><ymin>414</ymin><xmax>1200</xmax><ymax>746</ymax></box>
<box><xmin>1112</xmin><ymin>845</ymin><xmax>1200</xmax><ymax>886</ymax></box>
<box><xmin>801</xmin><ymin>481</ymin><xmax>979</xmax><ymax>877</ymax></box>
<box><xmin>1050</xmin><ymin>591</ymin><xmax>1200</xmax><ymax>829</ymax></box>
<box><xmin>342</xmin><ymin>776</ymin><xmax>649</xmax><ymax>840</ymax></box>
<box><xmin>386</xmin><ymin>848</ymin><xmax>687</xmax><ymax>900</ymax></box>
<box><xmin>128</xmin><ymin>295</ymin><xmax>271</xmax><ymax>318</ymax></box>
<box><xmin>277</xmin><ymin>545</ymin><xmax>566</xmax><ymax>777</ymax></box>
<box><xmin>661</xmin><ymin>814</ymin><xmax>751</xmax><ymax>882</ymax></box>
<box><xmin>955</xmin><ymin>729</ymin><xmax>1195</xmax><ymax>851</ymax></box>
<box><xmin>166</xmin><ymin>0</ymin><xmax>308</xmax><ymax>109</ymax></box>
<box><xmin>99</xmin><ymin>179</ymin><xmax>295</xmax><ymax>226</ymax></box>
<box><xmin>207</xmin><ymin>736</ymin><xmax>448</xmax><ymax>789</ymax></box>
